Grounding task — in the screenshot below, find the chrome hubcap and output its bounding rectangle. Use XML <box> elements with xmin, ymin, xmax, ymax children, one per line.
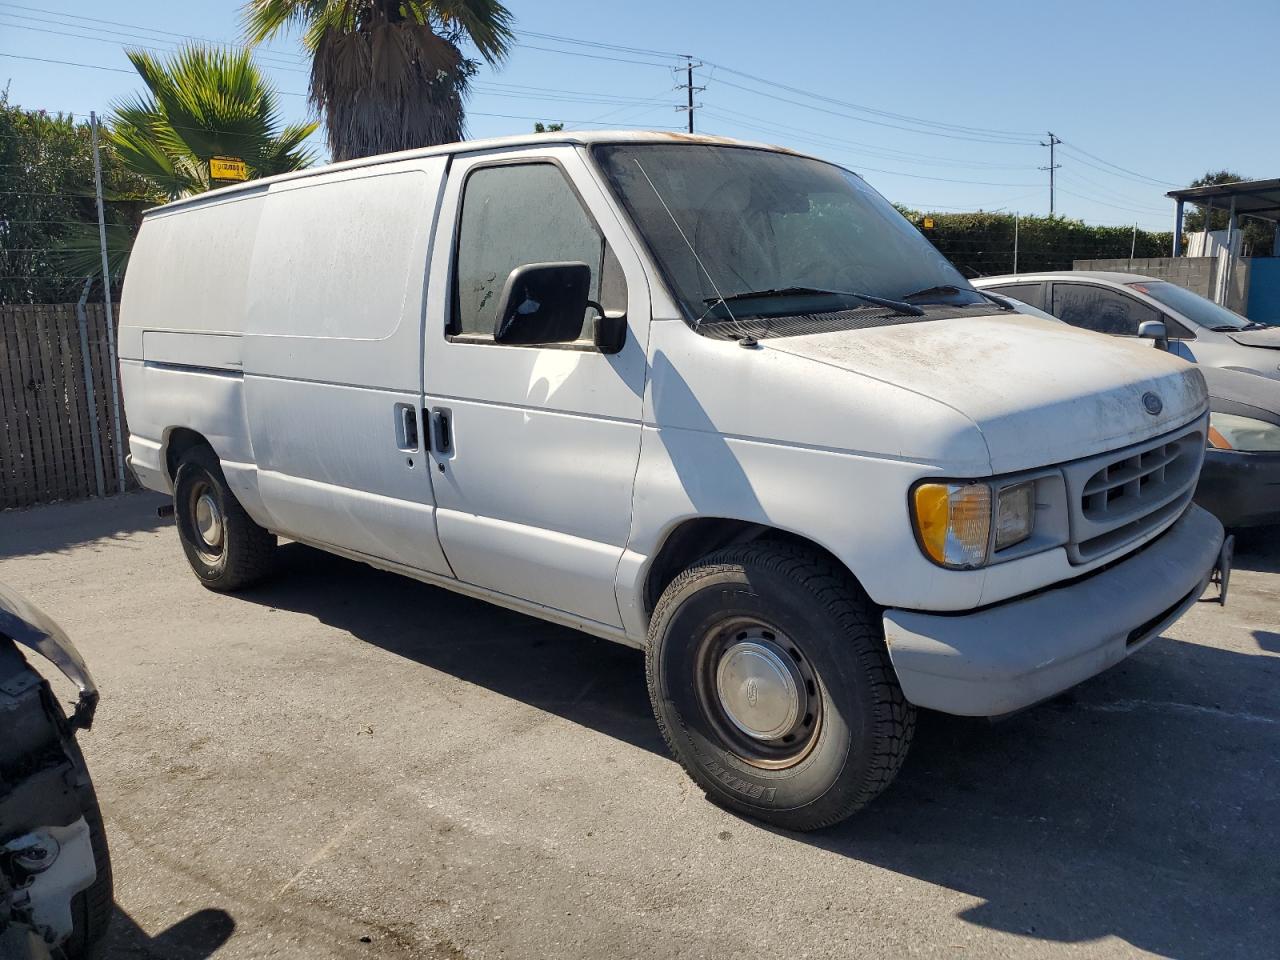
<box><xmin>716</xmin><ymin>639</ymin><xmax>804</xmax><ymax>740</ymax></box>
<box><xmin>194</xmin><ymin>492</ymin><xmax>223</xmax><ymax>550</ymax></box>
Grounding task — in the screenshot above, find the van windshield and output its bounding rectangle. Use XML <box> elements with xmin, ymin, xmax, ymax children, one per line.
<box><xmin>592</xmin><ymin>143</ymin><xmax>985</xmax><ymax>332</ymax></box>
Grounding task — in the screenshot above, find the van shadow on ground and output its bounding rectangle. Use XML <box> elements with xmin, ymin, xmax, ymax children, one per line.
<box><xmin>101</xmin><ymin>905</ymin><xmax>233</xmax><ymax>959</ymax></box>
<box><xmin>0</xmin><ymin>492</ymin><xmax>168</xmax><ymax>561</ymax></box>
<box><xmin>241</xmin><ymin>539</ymin><xmax>1279</xmax><ymax>960</ymax></box>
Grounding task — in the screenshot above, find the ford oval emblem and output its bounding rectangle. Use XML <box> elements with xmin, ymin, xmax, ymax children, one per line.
<box><xmin>1142</xmin><ymin>392</ymin><xmax>1163</xmax><ymax>416</ymax></box>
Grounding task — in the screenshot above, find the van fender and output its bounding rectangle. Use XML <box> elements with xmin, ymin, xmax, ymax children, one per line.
<box><xmin>617</xmin><ymin>425</ymin><xmax>993</xmax><ymax>643</ymax></box>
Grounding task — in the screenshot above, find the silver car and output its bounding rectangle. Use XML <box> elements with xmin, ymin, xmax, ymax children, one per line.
<box><xmin>973</xmin><ymin>271</ymin><xmax>1280</xmax><ymax>379</ymax></box>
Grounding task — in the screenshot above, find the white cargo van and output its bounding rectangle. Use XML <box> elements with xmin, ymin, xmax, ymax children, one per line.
<box><xmin>120</xmin><ymin>132</ymin><xmax>1229</xmax><ymax>830</ymax></box>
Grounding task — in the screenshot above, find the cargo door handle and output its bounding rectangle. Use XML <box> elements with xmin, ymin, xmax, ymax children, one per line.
<box><xmin>431</xmin><ymin>408</ymin><xmax>452</xmax><ymax>455</ymax></box>
<box><xmin>394</xmin><ymin>403</ymin><xmax>419</xmax><ymax>451</ymax></box>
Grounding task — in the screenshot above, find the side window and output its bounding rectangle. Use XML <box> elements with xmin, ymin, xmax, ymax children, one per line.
<box><xmin>1050</xmin><ymin>283</ymin><xmax>1159</xmax><ymax>336</ymax></box>
<box><xmin>988</xmin><ymin>282</ymin><xmax>1044</xmax><ymax>309</ymax></box>
<box><xmin>1163</xmin><ymin>315</ymin><xmax>1195</xmax><ymax>339</ymax></box>
<box><xmin>452</xmin><ymin>162</ymin><xmax>626</xmax><ymax>342</ymax></box>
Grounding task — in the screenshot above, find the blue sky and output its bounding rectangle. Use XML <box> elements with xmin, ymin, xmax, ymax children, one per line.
<box><xmin>2</xmin><ymin>0</ymin><xmax>1275</xmax><ymax>231</ymax></box>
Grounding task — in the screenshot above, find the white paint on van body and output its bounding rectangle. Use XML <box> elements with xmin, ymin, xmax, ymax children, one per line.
<box><xmin>120</xmin><ymin>131</ymin><xmax>1213</xmax><ymax>686</ymax></box>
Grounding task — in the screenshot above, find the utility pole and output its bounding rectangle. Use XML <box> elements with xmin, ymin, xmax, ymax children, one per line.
<box><xmin>1039</xmin><ymin>131</ymin><xmax>1062</xmax><ymax>216</ymax></box>
<box><xmin>675</xmin><ymin>56</ymin><xmax>705</xmax><ymax>133</ymax></box>
<box><xmin>90</xmin><ymin>111</ymin><xmax>126</xmax><ymax>494</ymax></box>
<box><xmin>1013</xmin><ymin>212</ymin><xmax>1019</xmax><ymax>274</ymax></box>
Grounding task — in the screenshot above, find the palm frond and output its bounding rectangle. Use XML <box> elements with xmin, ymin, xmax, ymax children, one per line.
<box><xmin>422</xmin><ymin>0</ymin><xmax>515</xmax><ymax>64</ymax></box>
<box><xmin>108</xmin><ymin>44</ymin><xmax>318</xmax><ymax>198</ymax></box>
<box><xmin>49</xmin><ymin>221</ymin><xmax>136</xmax><ymax>283</ymax></box>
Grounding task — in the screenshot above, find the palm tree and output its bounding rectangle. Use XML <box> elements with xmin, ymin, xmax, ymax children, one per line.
<box><xmin>243</xmin><ymin>0</ymin><xmax>514</xmax><ymax>161</ymax></box>
<box><xmin>108</xmin><ymin>45</ymin><xmax>319</xmax><ymax>200</ymax></box>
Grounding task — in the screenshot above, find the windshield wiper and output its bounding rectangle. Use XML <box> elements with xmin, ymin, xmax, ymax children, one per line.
<box><xmin>704</xmin><ymin>286</ymin><xmax>924</xmax><ymax>317</ymax></box>
<box><xmin>901</xmin><ymin>284</ymin><xmax>963</xmax><ymax>300</ymax></box>
<box><xmin>902</xmin><ymin>283</ymin><xmax>989</xmax><ymax>307</ymax></box>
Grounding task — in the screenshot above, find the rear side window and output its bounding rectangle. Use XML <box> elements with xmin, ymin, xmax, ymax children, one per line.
<box><xmin>1050</xmin><ymin>283</ymin><xmax>1159</xmax><ymax>335</ymax></box>
<box><xmin>987</xmin><ymin>282</ymin><xmax>1044</xmax><ymax>309</ymax></box>
<box><xmin>452</xmin><ymin>163</ymin><xmax>625</xmax><ymax>341</ymax></box>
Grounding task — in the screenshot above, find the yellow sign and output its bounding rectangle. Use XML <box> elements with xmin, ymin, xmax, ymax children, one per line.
<box><xmin>922</xmin><ymin>216</ymin><xmax>935</xmax><ymax>229</ymax></box>
<box><xmin>209</xmin><ymin>156</ymin><xmax>248</xmax><ymax>182</ymax></box>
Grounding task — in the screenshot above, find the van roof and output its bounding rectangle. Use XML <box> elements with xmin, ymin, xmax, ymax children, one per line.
<box><xmin>146</xmin><ymin>129</ymin><xmax>809</xmax><ymax>216</ymax></box>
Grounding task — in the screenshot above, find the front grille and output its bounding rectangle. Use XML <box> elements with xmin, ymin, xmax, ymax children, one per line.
<box><xmin>1062</xmin><ymin>418</ymin><xmax>1206</xmax><ymax>564</ymax></box>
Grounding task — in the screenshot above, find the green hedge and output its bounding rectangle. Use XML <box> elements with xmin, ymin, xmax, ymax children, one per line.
<box><xmin>895</xmin><ymin>209</ymin><xmax>1176</xmax><ymax>279</ymax></box>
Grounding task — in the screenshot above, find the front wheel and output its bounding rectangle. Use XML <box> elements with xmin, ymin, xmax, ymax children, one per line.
<box><xmin>173</xmin><ymin>446</ymin><xmax>276</xmax><ymax>591</ymax></box>
<box><xmin>645</xmin><ymin>542</ymin><xmax>915</xmax><ymax>831</ymax></box>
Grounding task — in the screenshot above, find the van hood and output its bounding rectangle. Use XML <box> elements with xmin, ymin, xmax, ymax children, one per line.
<box><xmin>1227</xmin><ymin>326</ymin><xmax>1280</xmax><ymax>349</ymax></box>
<box><xmin>765</xmin><ymin>312</ymin><xmax>1207</xmax><ymax>474</ymax></box>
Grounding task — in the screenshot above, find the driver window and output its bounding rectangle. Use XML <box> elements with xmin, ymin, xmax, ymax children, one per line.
<box><xmin>1050</xmin><ymin>283</ymin><xmax>1159</xmax><ymax>336</ymax></box>
<box><xmin>452</xmin><ymin>162</ymin><xmax>626</xmax><ymax>341</ymax></box>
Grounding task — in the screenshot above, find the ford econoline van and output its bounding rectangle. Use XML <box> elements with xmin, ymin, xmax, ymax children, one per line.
<box><xmin>120</xmin><ymin>132</ymin><xmax>1229</xmax><ymax>830</ymax></box>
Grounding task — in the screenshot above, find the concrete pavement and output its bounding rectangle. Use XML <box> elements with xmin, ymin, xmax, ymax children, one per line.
<box><xmin>1</xmin><ymin>492</ymin><xmax>1276</xmax><ymax>959</ymax></box>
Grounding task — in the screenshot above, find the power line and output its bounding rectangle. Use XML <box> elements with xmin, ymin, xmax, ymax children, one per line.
<box><xmin>467</xmin><ymin>109</ymin><xmax>682</xmax><ymax>129</ymax></box>
<box><xmin>515</xmin><ymin>29</ymin><xmax>683</xmax><ymax>61</ymax></box>
<box><xmin>1058</xmin><ymin>141</ymin><xmax>1180</xmax><ymax>188</ymax></box>
<box><xmin>701</xmin><ymin>60</ymin><xmax>1042</xmax><ymax>144</ymax></box>
<box><xmin>583</xmin><ymin>86</ymin><xmax>681</xmax><ymax>125</ymax></box>
<box><xmin>476</xmin><ymin>80</ymin><xmax>663</xmax><ymax>102</ymax></box>
<box><xmin>512</xmin><ymin>42</ymin><xmax>674</xmax><ymax>69</ymax></box>
<box><xmin>0</xmin><ymin>51</ymin><xmax>134</xmax><ymax>74</ymax></box>
<box><xmin>704</xmin><ymin>73</ymin><xmax>1042</xmax><ymax>146</ymax></box>
<box><xmin>1056</xmin><ymin>172</ymin><xmax>1167</xmax><ymax>213</ymax></box>
<box><xmin>0</xmin><ymin>2</ymin><xmax>307</xmax><ymax>69</ymax></box>
<box><xmin>1056</xmin><ymin>188</ymin><xmax>1170</xmax><ymax>218</ymax></box>
<box><xmin>695</xmin><ymin>113</ymin><xmax>1040</xmax><ymax>187</ymax></box>
<box><xmin>471</xmin><ymin>86</ymin><xmax>674</xmax><ymax>108</ymax></box>
<box><xmin>0</xmin><ymin>17</ymin><xmax>312</xmax><ymax>74</ymax></box>
<box><xmin>700</xmin><ymin>104</ymin><xmax>1039</xmax><ymax>170</ymax></box>
<box><xmin>0</xmin><ymin>11</ymin><xmax>1183</xmax><ymax>198</ymax></box>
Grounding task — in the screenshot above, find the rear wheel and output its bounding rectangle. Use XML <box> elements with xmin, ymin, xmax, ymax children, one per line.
<box><xmin>646</xmin><ymin>542</ymin><xmax>915</xmax><ymax>831</ymax></box>
<box><xmin>174</xmin><ymin>446</ymin><xmax>276</xmax><ymax>591</ymax></box>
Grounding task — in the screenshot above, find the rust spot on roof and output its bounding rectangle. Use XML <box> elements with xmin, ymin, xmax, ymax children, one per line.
<box><xmin>651</xmin><ymin>131</ymin><xmax>802</xmax><ymax>155</ymax></box>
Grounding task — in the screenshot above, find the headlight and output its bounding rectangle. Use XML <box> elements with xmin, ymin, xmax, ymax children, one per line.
<box><xmin>1208</xmin><ymin>413</ymin><xmax>1280</xmax><ymax>452</ymax></box>
<box><xmin>912</xmin><ymin>480</ymin><xmax>1035</xmax><ymax>569</ymax></box>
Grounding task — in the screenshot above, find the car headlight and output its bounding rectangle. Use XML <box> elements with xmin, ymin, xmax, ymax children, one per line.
<box><xmin>912</xmin><ymin>480</ymin><xmax>1035</xmax><ymax>569</ymax></box>
<box><xmin>1208</xmin><ymin>413</ymin><xmax>1280</xmax><ymax>452</ymax></box>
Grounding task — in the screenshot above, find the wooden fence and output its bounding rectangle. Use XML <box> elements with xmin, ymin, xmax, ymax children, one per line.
<box><xmin>0</xmin><ymin>302</ymin><xmax>136</xmax><ymax>509</ymax></box>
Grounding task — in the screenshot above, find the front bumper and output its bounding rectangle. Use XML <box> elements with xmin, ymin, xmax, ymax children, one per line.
<box><xmin>882</xmin><ymin>504</ymin><xmax>1224</xmax><ymax>717</ymax></box>
<box><xmin>1194</xmin><ymin>449</ymin><xmax>1280</xmax><ymax>529</ymax></box>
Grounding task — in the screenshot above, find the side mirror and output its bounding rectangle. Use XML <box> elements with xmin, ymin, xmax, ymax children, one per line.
<box><xmin>1138</xmin><ymin>319</ymin><xmax>1169</xmax><ymax>351</ymax></box>
<box><xmin>494</xmin><ymin>261</ymin><xmax>592</xmax><ymax>345</ymax></box>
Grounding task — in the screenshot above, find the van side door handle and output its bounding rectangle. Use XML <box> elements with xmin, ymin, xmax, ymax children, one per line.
<box><xmin>394</xmin><ymin>402</ymin><xmax>419</xmax><ymax>451</ymax></box>
<box><xmin>430</xmin><ymin>408</ymin><xmax>452</xmax><ymax>455</ymax></box>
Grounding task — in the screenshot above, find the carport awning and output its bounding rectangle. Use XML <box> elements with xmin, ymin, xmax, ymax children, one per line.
<box><xmin>1167</xmin><ymin>178</ymin><xmax>1280</xmax><ymax>223</ymax></box>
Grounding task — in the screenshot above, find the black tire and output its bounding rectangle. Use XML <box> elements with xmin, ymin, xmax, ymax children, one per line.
<box><xmin>173</xmin><ymin>445</ymin><xmax>276</xmax><ymax>591</ymax></box>
<box><xmin>646</xmin><ymin>541</ymin><xmax>915</xmax><ymax>831</ymax></box>
<box><xmin>60</xmin><ymin>736</ymin><xmax>112</xmax><ymax>960</ymax></box>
